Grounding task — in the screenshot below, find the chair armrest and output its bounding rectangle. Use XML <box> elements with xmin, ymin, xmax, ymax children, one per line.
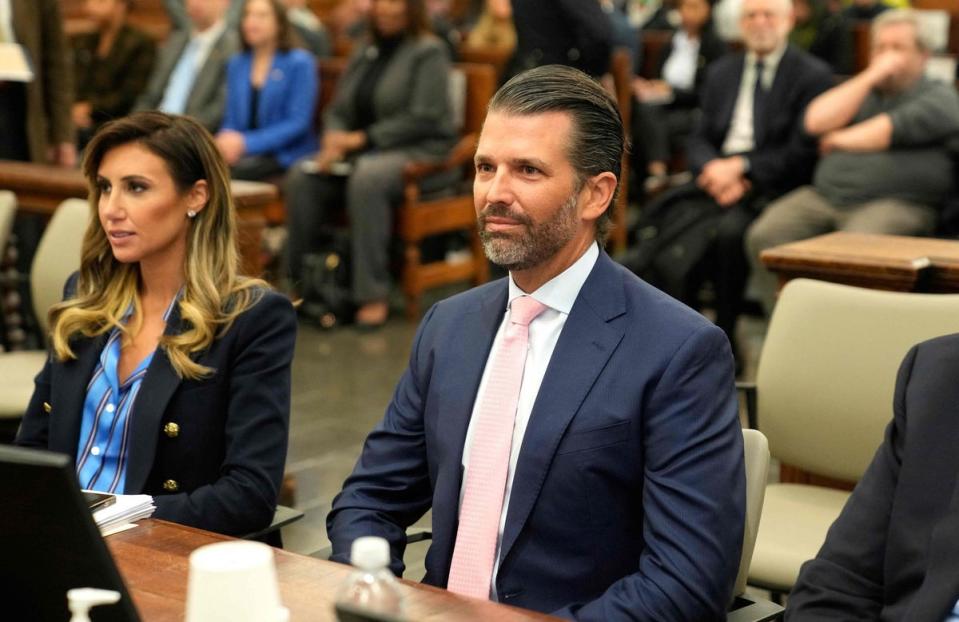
<box><xmin>241</xmin><ymin>505</ymin><xmax>304</xmax><ymax>541</ymax></box>
<box><xmin>727</xmin><ymin>592</ymin><xmax>784</xmax><ymax>622</ymax></box>
<box><xmin>403</xmin><ymin>133</ymin><xmax>478</xmax><ymax>185</ymax></box>
<box><xmin>737</xmin><ymin>381</ymin><xmax>758</xmax><ymax>430</ymax></box>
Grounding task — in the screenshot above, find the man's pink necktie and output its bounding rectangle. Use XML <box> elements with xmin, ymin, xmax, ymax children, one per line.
<box><xmin>447</xmin><ymin>295</ymin><xmax>547</xmax><ymax>599</ymax></box>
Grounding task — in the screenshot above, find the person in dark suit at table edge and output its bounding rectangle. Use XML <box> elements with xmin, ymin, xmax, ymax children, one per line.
<box><xmin>787</xmin><ymin>333</ymin><xmax>959</xmax><ymax>620</ymax></box>
<box><xmin>15</xmin><ymin>112</ymin><xmax>297</xmax><ymax>538</ymax></box>
<box><xmin>327</xmin><ymin>64</ymin><xmax>745</xmax><ymax>621</ymax></box>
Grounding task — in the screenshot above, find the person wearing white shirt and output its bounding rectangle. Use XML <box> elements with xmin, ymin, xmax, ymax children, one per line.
<box><xmin>134</xmin><ymin>0</ymin><xmax>239</xmax><ymax>131</ymax></box>
<box><xmin>328</xmin><ymin>64</ymin><xmax>745</xmax><ymax>621</ymax></box>
<box><xmin>636</xmin><ymin>0</ymin><xmax>831</xmax><ymax>370</ymax></box>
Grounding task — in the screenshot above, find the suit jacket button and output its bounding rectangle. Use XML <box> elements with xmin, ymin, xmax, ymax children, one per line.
<box><xmin>163</xmin><ymin>422</ymin><xmax>180</xmax><ymax>438</ymax></box>
<box><xmin>163</xmin><ymin>479</ymin><xmax>179</xmax><ymax>492</ymax></box>
<box><xmin>42</xmin><ymin>402</ymin><xmax>52</xmax><ymax>413</ymax></box>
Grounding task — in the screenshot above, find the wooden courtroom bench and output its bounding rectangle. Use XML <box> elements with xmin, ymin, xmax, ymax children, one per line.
<box><xmin>0</xmin><ymin>160</ymin><xmax>276</xmax><ymax>277</ymax></box>
<box><xmin>760</xmin><ymin>231</ymin><xmax>959</xmax><ymax>294</ymax></box>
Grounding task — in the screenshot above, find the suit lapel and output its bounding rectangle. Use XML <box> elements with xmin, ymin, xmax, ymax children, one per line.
<box><xmin>432</xmin><ymin>282</ymin><xmax>508</xmax><ymax>580</ymax></box>
<box><xmin>48</xmin><ymin>334</ymin><xmax>109</xmax><ymax>458</ymax></box>
<box><xmin>717</xmin><ymin>55</ymin><xmax>746</xmax><ymax>139</ymax></box>
<box><xmin>122</xmin><ymin>307</ymin><xmax>185</xmax><ymax>494</ymax></box>
<box><xmin>756</xmin><ymin>47</ymin><xmax>794</xmax><ymax>148</ymax></box>
<box><xmin>498</xmin><ymin>253</ymin><xmax>627</xmax><ymax>566</ymax></box>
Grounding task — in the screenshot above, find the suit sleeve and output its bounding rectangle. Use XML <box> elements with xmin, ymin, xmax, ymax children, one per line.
<box><xmin>747</xmin><ymin>62</ymin><xmax>832</xmax><ymax>194</ymax></box>
<box><xmin>556</xmin><ymin>324</ymin><xmax>745</xmax><ymax>621</ymax></box>
<box><xmin>326</xmin><ymin>305</ymin><xmax>438</xmax><ymax>576</ymax></box>
<box><xmin>15</xmin><ymin>273</ymin><xmax>80</xmax><ymax>449</ymax></box>
<box><xmin>243</xmin><ymin>52</ymin><xmax>319</xmax><ymax>155</ymax></box>
<box><xmin>558</xmin><ymin>0</ymin><xmax>612</xmax><ymax>77</ymax></box>
<box><xmin>785</xmin><ymin>347</ymin><xmax>917</xmax><ymax>621</ymax></box>
<box><xmin>152</xmin><ymin>292</ymin><xmax>297</xmax><ymax>535</ymax></box>
<box><xmin>686</xmin><ymin>63</ymin><xmax>725</xmax><ymax>174</ymax></box>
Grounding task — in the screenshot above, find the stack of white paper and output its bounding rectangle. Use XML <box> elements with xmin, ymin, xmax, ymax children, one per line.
<box><xmin>92</xmin><ymin>494</ymin><xmax>155</xmax><ymax>536</ymax></box>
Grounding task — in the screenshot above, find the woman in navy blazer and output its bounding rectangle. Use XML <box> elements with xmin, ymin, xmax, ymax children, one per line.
<box><xmin>16</xmin><ymin>112</ymin><xmax>297</xmax><ymax>537</ymax></box>
<box><xmin>215</xmin><ymin>0</ymin><xmax>318</xmax><ymax>180</ymax></box>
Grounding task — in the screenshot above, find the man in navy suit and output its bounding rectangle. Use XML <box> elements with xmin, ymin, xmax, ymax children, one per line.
<box><xmin>327</xmin><ymin>65</ymin><xmax>746</xmax><ymax>621</ymax></box>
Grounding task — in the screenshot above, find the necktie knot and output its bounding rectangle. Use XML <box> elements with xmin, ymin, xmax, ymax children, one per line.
<box><xmin>509</xmin><ymin>296</ymin><xmax>547</xmax><ymax>327</ymax></box>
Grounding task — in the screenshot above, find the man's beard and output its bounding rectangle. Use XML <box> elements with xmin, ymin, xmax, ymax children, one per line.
<box><xmin>477</xmin><ymin>192</ymin><xmax>580</xmax><ymax>271</ymax></box>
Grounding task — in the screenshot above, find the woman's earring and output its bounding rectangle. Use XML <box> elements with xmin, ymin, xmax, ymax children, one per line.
<box><xmin>187</xmin><ymin>210</ymin><xmax>197</xmax><ymax>218</ymax></box>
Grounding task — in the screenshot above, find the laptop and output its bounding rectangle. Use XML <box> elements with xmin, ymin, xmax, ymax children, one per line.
<box><xmin>0</xmin><ymin>444</ymin><xmax>140</xmax><ymax>621</ymax></box>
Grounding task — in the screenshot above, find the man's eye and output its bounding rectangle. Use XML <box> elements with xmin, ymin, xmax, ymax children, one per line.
<box><xmin>476</xmin><ymin>163</ymin><xmax>493</xmax><ymax>173</ymax></box>
<box><xmin>521</xmin><ymin>166</ymin><xmax>540</xmax><ymax>175</ymax></box>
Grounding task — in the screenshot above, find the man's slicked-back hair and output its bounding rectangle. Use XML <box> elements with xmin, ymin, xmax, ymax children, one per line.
<box><xmin>487</xmin><ymin>64</ymin><xmax>627</xmax><ymax>243</ymax></box>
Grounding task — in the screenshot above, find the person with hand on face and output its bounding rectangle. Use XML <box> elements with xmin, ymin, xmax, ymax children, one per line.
<box><xmin>283</xmin><ymin>0</ymin><xmax>456</xmax><ymax>328</ymax></box>
<box><xmin>746</xmin><ymin>9</ymin><xmax>959</xmax><ymax>316</ymax></box>
<box><xmin>15</xmin><ymin>112</ymin><xmax>297</xmax><ymax>538</ymax></box>
<box><xmin>215</xmin><ymin>0</ymin><xmax>318</xmax><ymax>180</ymax></box>
<box><xmin>327</xmin><ymin>64</ymin><xmax>745</xmax><ymax>621</ymax></box>
<box><xmin>70</xmin><ymin>0</ymin><xmax>156</xmax><ymax>149</ymax></box>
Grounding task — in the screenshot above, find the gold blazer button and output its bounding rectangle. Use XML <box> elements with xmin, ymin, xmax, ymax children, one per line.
<box><xmin>163</xmin><ymin>422</ymin><xmax>180</xmax><ymax>438</ymax></box>
<box><xmin>162</xmin><ymin>479</ymin><xmax>179</xmax><ymax>492</ymax></box>
<box><xmin>42</xmin><ymin>402</ymin><xmax>52</xmax><ymax>413</ymax></box>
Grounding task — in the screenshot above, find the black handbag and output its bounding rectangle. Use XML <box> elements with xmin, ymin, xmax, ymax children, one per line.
<box><xmin>620</xmin><ymin>182</ymin><xmax>724</xmax><ymax>301</ymax></box>
<box><xmin>299</xmin><ymin>229</ymin><xmax>354</xmax><ymax>329</ymax></box>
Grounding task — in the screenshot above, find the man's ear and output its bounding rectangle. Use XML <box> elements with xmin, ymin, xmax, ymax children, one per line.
<box><xmin>580</xmin><ymin>172</ymin><xmax>618</xmax><ymax>223</ymax></box>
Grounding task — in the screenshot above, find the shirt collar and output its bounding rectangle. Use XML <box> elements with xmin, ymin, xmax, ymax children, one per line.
<box><xmin>192</xmin><ymin>19</ymin><xmax>226</xmax><ymax>47</ymax></box>
<box><xmin>507</xmin><ymin>242</ymin><xmax>600</xmax><ymax>316</ymax></box>
<box><xmin>747</xmin><ymin>43</ymin><xmax>787</xmax><ymax>76</ymax></box>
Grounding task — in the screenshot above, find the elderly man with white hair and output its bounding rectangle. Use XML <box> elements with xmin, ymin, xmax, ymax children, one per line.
<box><xmin>639</xmin><ymin>0</ymin><xmax>831</xmax><ymax>370</ymax></box>
<box><xmin>746</xmin><ymin>9</ymin><xmax>959</xmax><ymax>314</ymax></box>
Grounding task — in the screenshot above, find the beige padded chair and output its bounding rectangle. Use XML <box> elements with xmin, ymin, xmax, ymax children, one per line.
<box><xmin>0</xmin><ymin>198</ymin><xmax>88</xmax><ymax>424</ymax></box>
<box><xmin>728</xmin><ymin>429</ymin><xmax>782</xmax><ymax>622</ymax></box>
<box><xmin>747</xmin><ymin>278</ymin><xmax>959</xmax><ymax>595</ymax></box>
<box><xmin>0</xmin><ymin>191</ymin><xmax>15</xmax><ymax>256</ymax></box>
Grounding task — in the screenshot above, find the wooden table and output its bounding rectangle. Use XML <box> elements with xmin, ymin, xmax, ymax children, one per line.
<box><xmin>760</xmin><ymin>231</ymin><xmax>959</xmax><ymax>293</ymax></box>
<box><xmin>0</xmin><ymin>160</ymin><xmax>276</xmax><ymax>277</ymax></box>
<box><xmin>107</xmin><ymin>520</ymin><xmax>558</xmax><ymax>622</ymax></box>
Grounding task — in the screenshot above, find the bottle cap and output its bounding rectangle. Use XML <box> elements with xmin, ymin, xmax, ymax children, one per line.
<box><xmin>67</xmin><ymin>588</ymin><xmax>121</xmax><ymax>622</ymax></box>
<box><xmin>350</xmin><ymin>536</ymin><xmax>390</xmax><ymax>571</ymax></box>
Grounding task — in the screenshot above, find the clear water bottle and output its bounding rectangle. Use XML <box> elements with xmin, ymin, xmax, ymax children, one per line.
<box><xmin>336</xmin><ymin>536</ymin><xmax>403</xmax><ymax>618</ymax></box>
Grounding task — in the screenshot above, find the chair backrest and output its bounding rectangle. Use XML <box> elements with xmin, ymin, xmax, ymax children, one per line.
<box><xmin>735</xmin><ymin>429</ymin><xmax>770</xmax><ymax>597</ymax></box>
<box><xmin>31</xmin><ymin>199</ymin><xmax>89</xmax><ymax>336</ymax></box>
<box><xmin>757</xmin><ymin>279</ymin><xmax>959</xmax><ymax>482</ymax></box>
<box><xmin>0</xmin><ymin>191</ymin><xmax>16</xmax><ymax>257</ymax></box>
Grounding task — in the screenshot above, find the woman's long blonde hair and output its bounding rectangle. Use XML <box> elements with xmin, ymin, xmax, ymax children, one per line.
<box><xmin>49</xmin><ymin>112</ymin><xmax>267</xmax><ymax>380</ymax></box>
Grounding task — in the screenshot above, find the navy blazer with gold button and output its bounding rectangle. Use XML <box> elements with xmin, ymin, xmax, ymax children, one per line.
<box><xmin>16</xmin><ymin>280</ymin><xmax>297</xmax><ymax>537</ymax></box>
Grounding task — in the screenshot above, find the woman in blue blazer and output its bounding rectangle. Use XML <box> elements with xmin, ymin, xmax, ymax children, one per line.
<box><xmin>16</xmin><ymin>111</ymin><xmax>297</xmax><ymax>537</ymax></box>
<box><xmin>215</xmin><ymin>0</ymin><xmax>318</xmax><ymax>180</ymax></box>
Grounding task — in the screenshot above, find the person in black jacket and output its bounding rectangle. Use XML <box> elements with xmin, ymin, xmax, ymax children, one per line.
<box><xmin>640</xmin><ymin>0</ymin><xmax>832</xmax><ymax>368</ymax></box>
<box><xmin>787</xmin><ymin>333</ymin><xmax>959</xmax><ymax>621</ymax></box>
<box><xmin>505</xmin><ymin>0</ymin><xmax>613</xmax><ymax>80</ymax></box>
<box><xmin>631</xmin><ymin>0</ymin><xmax>727</xmax><ymax>189</ymax></box>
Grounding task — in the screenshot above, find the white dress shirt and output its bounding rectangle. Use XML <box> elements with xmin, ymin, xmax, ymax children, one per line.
<box><xmin>662</xmin><ymin>31</ymin><xmax>701</xmax><ymax>92</ymax></box>
<box><xmin>459</xmin><ymin>242</ymin><xmax>599</xmax><ymax>599</ymax></box>
<box><xmin>721</xmin><ymin>45</ymin><xmax>786</xmax><ymax>155</ymax></box>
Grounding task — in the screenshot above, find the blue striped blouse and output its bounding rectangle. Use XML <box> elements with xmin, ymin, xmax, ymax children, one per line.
<box><xmin>76</xmin><ymin>296</ymin><xmax>179</xmax><ymax>493</ymax></box>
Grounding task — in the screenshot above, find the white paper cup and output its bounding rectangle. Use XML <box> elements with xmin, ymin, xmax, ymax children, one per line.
<box><xmin>185</xmin><ymin>541</ymin><xmax>288</xmax><ymax>622</ymax></box>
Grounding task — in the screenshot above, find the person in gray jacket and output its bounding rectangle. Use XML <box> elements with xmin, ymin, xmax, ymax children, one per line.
<box><xmin>284</xmin><ymin>0</ymin><xmax>456</xmax><ymax>328</ymax></box>
<box><xmin>134</xmin><ymin>0</ymin><xmax>240</xmax><ymax>132</ymax></box>
<box><xmin>746</xmin><ymin>9</ymin><xmax>959</xmax><ymax>312</ymax></box>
